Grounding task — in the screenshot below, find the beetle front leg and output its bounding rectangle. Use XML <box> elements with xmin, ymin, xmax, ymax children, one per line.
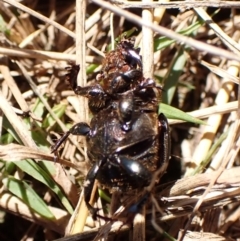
<box><xmin>51</xmin><ymin>122</ymin><xmax>90</xmax><ymax>153</ymax></box>
<box><xmin>65</xmin><ymin>63</ymin><xmax>108</xmax><ymax>113</ymax></box>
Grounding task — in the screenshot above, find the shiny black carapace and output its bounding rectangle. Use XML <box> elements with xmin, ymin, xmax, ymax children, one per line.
<box><xmin>52</xmin><ymin>39</ymin><xmax>170</xmax><ymax>216</ymax></box>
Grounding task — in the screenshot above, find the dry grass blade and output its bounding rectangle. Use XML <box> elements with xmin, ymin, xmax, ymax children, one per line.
<box><xmin>0</xmin><ymin>46</ymin><xmax>101</xmax><ymax>62</ymax></box>
<box><xmin>0</xmin><ymin>90</ymin><xmax>38</xmax><ymax>149</ymax></box>
<box><xmin>64</xmin><ymin>0</ymin><xmax>89</xmax><ymax>236</ymax></box>
<box><xmin>131</xmin><ymin>0</ymin><xmax>155</xmax><ymax>240</ymax></box>
<box><xmin>0</xmin><ymin>143</ymin><xmax>81</xmax><ymax>169</ymax></box>
<box><xmin>112</xmin><ymin>1</ymin><xmax>240</xmax><ymax>9</ymax></box>
<box><xmin>182</xmin><ymin>231</ymin><xmax>231</xmax><ymax>241</ymax></box>
<box><xmin>194</xmin><ymin>8</ymin><xmax>240</xmax><ymax>55</ymax></box>
<box><xmin>201</xmin><ymin>61</ymin><xmax>240</xmax><ymax>84</ymax></box>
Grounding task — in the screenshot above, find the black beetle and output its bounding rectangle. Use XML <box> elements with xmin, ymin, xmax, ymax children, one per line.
<box><xmin>52</xmin><ymin>39</ymin><xmax>170</xmax><ymax>216</ymax></box>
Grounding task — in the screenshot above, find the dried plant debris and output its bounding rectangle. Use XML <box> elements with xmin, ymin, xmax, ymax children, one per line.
<box><xmin>0</xmin><ymin>0</ymin><xmax>240</xmax><ymax>241</ymax></box>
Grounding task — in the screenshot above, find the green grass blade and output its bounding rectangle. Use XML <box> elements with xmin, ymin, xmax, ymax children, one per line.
<box><xmin>154</xmin><ymin>20</ymin><xmax>202</xmax><ymax>51</ymax></box>
<box><xmin>160</xmin><ymin>103</ymin><xmax>206</xmax><ymax>125</ymax></box>
<box><xmin>14</xmin><ymin>159</ymin><xmax>74</xmax><ymax>214</ymax></box>
<box><xmin>3</xmin><ymin>176</ymin><xmax>55</xmax><ymax>219</ymax></box>
<box><xmin>162</xmin><ymin>47</ymin><xmax>187</xmax><ymax>104</ymax></box>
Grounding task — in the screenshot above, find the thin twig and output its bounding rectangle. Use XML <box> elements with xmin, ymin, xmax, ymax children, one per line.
<box><xmin>111</xmin><ymin>1</ymin><xmax>240</xmax><ymax>9</ymax></box>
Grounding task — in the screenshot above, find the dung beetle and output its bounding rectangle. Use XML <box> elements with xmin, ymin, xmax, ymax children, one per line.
<box><xmin>52</xmin><ymin>39</ymin><xmax>170</xmax><ymax>216</ymax></box>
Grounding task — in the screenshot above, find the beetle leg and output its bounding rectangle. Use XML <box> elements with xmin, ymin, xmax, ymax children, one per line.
<box><xmin>125</xmin><ymin>48</ymin><xmax>142</xmax><ymax>70</ymax></box>
<box><xmin>111</xmin><ymin>69</ymin><xmax>143</xmax><ymax>94</ymax></box>
<box><xmin>83</xmin><ymin>163</ymin><xmax>100</xmax><ymax>216</ymax></box>
<box><xmin>84</xmin><ymin>159</ymin><xmax>108</xmax><ymax>219</ymax></box>
<box><xmin>51</xmin><ymin>122</ymin><xmax>90</xmax><ymax>153</ymax></box>
<box><xmin>75</xmin><ymin>84</ymin><xmax>108</xmax><ymax>113</ymax></box>
<box><xmin>158</xmin><ymin>113</ymin><xmax>170</xmax><ymax>170</ymax></box>
<box><xmin>72</xmin><ymin>84</ymin><xmax>108</xmax><ymax>113</ymax></box>
<box><xmin>113</xmin><ymin>155</ymin><xmax>151</xmax><ymax>186</ymax></box>
<box><xmin>132</xmin><ymin>78</ymin><xmax>161</xmax><ymax>107</ymax></box>
<box><xmin>119</xmin><ymin>39</ymin><xmax>142</xmax><ymax>69</ymax></box>
<box><xmin>66</xmin><ymin>63</ymin><xmax>108</xmax><ymax>113</ymax></box>
<box><xmin>127</xmin><ymin>191</ymin><xmax>150</xmax><ymax>214</ymax></box>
